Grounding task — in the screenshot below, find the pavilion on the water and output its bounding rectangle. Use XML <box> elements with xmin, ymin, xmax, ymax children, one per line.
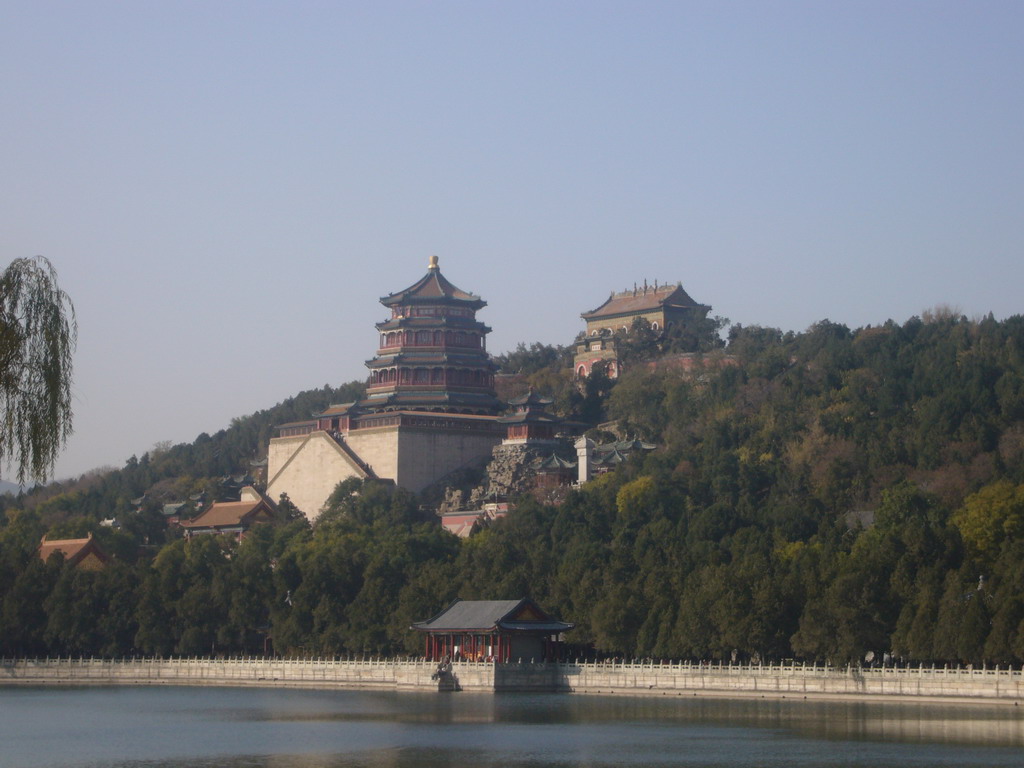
<box><xmin>412</xmin><ymin>598</ymin><xmax>574</xmax><ymax>663</ymax></box>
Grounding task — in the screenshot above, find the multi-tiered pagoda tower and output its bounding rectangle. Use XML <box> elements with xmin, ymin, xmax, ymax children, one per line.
<box><xmin>365</xmin><ymin>255</ymin><xmax>501</xmax><ymax>414</ymax></box>
<box><xmin>266</xmin><ymin>257</ymin><xmax>504</xmax><ymax>520</ymax></box>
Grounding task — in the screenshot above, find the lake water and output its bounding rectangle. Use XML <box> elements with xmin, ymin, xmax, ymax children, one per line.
<box><xmin>1</xmin><ymin>686</ymin><xmax>1023</xmax><ymax>768</ymax></box>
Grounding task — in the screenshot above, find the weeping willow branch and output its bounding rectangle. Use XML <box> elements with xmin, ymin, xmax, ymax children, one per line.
<box><xmin>0</xmin><ymin>256</ymin><xmax>77</xmax><ymax>483</ymax></box>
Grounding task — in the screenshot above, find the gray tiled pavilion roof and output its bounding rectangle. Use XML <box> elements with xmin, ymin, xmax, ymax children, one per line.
<box><xmin>411</xmin><ymin>598</ymin><xmax>574</xmax><ymax>634</ymax></box>
<box><xmin>379</xmin><ymin>258</ymin><xmax>485</xmax><ymax>309</ymax></box>
<box><xmin>581</xmin><ymin>283</ymin><xmax>707</xmax><ymax>320</ymax></box>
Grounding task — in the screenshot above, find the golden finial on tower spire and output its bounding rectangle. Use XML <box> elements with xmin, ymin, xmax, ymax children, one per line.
<box><xmin>428</xmin><ymin>254</ymin><xmax>439</xmax><ymax>270</ymax></box>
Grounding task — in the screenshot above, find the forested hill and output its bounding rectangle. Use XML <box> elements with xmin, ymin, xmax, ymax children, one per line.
<box><xmin>3</xmin><ymin>312</ymin><xmax>1024</xmax><ymax>665</ymax></box>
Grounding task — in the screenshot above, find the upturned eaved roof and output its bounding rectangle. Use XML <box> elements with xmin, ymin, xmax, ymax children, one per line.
<box><xmin>411</xmin><ymin>598</ymin><xmax>574</xmax><ymax>634</ymax></box>
<box><xmin>581</xmin><ymin>283</ymin><xmax>707</xmax><ymax>320</ymax></box>
<box><xmin>380</xmin><ymin>256</ymin><xmax>485</xmax><ymax>309</ymax></box>
<box><xmin>181</xmin><ymin>490</ymin><xmax>276</xmax><ymax>530</ymax></box>
<box><xmin>497</xmin><ymin>410</ymin><xmax>562</xmax><ymax>425</ymax></box>
<box><xmin>593</xmin><ymin>448</ymin><xmax>628</xmax><ymax>466</ymax></box>
<box><xmin>317</xmin><ymin>402</ymin><xmax>357</xmax><ymax>417</ymax></box>
<box><xmin>534</xmin><ymin>454</ymin><xmax>576</xmax><ymax>470</ymax></box>
<box><xmin>507</xmin><ymin>390</ymin><xmax>554</xmax><ymax>408</ymax></box>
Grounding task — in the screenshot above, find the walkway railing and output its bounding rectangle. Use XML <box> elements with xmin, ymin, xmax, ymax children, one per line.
<box><xmin>2</xmin><ymin>657</ymin><xmax>1021</xmax><ymax>698</ymax></box>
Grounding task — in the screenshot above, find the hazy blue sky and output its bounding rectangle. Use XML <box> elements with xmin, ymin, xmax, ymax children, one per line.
<box><xmin>2</xmin><ymin>1</ymin><xmax>1022</xmax><ymax>481</ymax></box>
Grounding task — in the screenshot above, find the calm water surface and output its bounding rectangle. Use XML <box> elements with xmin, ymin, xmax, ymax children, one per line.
<box><xmin>1</xmin><ymin>686</ymin><xmax>1023</xmax><ymax>768</ymax></box>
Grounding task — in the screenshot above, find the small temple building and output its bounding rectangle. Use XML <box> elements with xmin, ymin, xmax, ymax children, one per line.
<box><xmin>181</xmin><ymin>486</ymin><xmax>278</xmax><ymax>541</ymax></box>
<box><xmin>38</xmin><ymin>533</ymin><xmax>109</xmax><ymax>570</ymax></box>
<box><xmin>575</xmin><ymin>436</ymin><xmax>657</xmax><ymax>483</ymax></box>
<box><xmin>412</xmin><ymin>598</ymin><xmax>574</xmax><ymax>662</ymax></box>
<box><xmin>266</xmin><ymin>257</ymin><xmax>504</xmax><ymax>520</ymax></box>
<box><xmin>574</xmin><ymin>280</ymin><xmax>711</xmax><ymax>377</ymax></box>
<box><xmin>498</xmin><ymin>390</ymin><xmax>563</xmax><ymax>444</ymax></box>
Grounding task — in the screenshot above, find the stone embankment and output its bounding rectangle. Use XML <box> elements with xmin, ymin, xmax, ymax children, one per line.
<box><xmin>2</xmin><ymin>657</ymin><xmax>1022</xmax><ymax>702</ymax></box>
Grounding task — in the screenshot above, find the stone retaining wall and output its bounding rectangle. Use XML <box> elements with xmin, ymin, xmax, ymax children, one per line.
<box><xmin>2</xmin><ymin>658</ymin><xmax>1022</xmax><ymax>701</ymax></box>
<box><xmin>564</xmin><ymin>660</ymin><xmax>1024</xmax><ymax>700</ymax></box>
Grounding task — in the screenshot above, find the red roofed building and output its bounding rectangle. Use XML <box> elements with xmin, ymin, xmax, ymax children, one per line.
<box><xmin>439</xmin><ymin>500</ymin><xmax>509</xmax><ymax>538</ymax></box>
<box><xmin>38</xmin><ymin>533</ymin><xmax>109</xmax><ymax>570</ymax></box>
<box><xmin>181</xmin><ymin>487</ymin><xmax>278</xmax><ymax>541</ymax></box>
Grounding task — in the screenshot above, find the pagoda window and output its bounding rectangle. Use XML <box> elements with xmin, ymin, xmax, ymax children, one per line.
<box><xmin>434</xmin><ymin>331</ymin><xmax>443</xmax><ymax>345</ymax></box>
<box><xmin>416</xmin><ymin>330</ymin><xmax>431</xmax><ymax>345</ymax></box>
<box><xmin>432</xmin><ymin>368</ymin><xmax>443</xmax><ymax>384</ymax></box>
<box><xmin>455</xmin><ymin>332</ymin><xmax>465</xmax><ymax>346</ymax></box>
<box><xmin>400</xmin><ymin>369</ymin><xmax>410</xmax><ymax>383</ymax></box>
<box><xmin>444</xmin><ymin>330</ymin><xmax>453</xmax><ymax>345</ymax></box>
<box><xmin>413</xmin><ymin>368</ymin><xmax>429</xmax><ymax>384</ymax></box>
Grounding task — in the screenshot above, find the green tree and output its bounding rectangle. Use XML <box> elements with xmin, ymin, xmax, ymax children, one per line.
<box><xmin>0</xmin><ymin>257</ymin><xmax>77</xmax><ymax>483</ymax></box>
<box><xmin>953</xmin><ymin>481</ymin><xmax>1024</xmax><ymax>566</ymax></box>
<box><xmin>494</xmin><ymin>342</ymin><xmax>568</xmax><ymax>375</ymax></box>
<box><xmin>616</xmin><ymin>317</ymin><xmax>661</xmax><ymax>365</ymax></box>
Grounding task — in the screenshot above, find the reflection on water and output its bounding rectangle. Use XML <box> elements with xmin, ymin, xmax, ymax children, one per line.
<box><xmin>1</xmin><ymin>686</ymin><xmax>1022</xmax><ymax>768</ymax></box>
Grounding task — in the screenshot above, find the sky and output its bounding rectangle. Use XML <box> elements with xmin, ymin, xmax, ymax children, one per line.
<box><xmin>2</xmin><ymin>1</ymin><xmax>1022</xmax><ymax>482</ymax></box>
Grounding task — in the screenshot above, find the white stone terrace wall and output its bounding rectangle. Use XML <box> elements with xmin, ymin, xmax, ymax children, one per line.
<box><xmin>3</xmin><ymin>658</ymin><xmax>1023</xmax><ymax>701</ymax></box>
<box><xmin>0</xmin><ymin>657</ymin><xmax>454</xmax><ymax>690</ymax></box>
<box><xmin>562</xmin><ymin>659</ymin><xmax>1024</xmax><ymax>701</ymax></box>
